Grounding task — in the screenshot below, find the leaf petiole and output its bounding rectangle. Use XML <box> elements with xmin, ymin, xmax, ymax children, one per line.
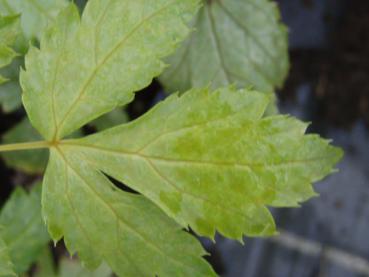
<box><xmin>0</xmin><ymin>141</ymin><xmax>51</xmax><ymax>152</ymax></box>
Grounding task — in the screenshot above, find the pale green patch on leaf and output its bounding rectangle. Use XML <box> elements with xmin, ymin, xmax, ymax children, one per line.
<box><xmin>21</xmin><ymin>0</ymin><xmax>200</xmax><ymax>140</ymax></box>
<box><xmin>62</xmin><ymin>87</ymin><xmax>342</xmax><ymax>240</ymax></box>
<box><xmin>1</xmin><ymin>118</ymin><xmax>48</xmax><ymax>173</ymax></box>
<box><xmin>0</xmin><ymin>184</ymin><xmax>50</xmax><ymax>275</ymax></box>
<box><xmin>159</xmin><ymin>0</ymin><xmax>289</xmax><ymax>94</ymax></box>
<box><xmin>0</xmin><ymin>0</ymin><xmax>68</xmax><ymax>47</ymax></box>
<box><xmin>0</xmin><ymin>235</ymin><xmax>16</xmax><ymax>277</ymax></box>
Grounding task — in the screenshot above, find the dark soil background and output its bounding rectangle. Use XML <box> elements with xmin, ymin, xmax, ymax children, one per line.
<box><xmin>280</xmin><ymin>0</ymin><xmax>369</xmax><ymax>129</ymax></box>
<box><xmin>0</xmin><ymin>0</ymin><xmax>368</xmax><ymax>276</ymax></box>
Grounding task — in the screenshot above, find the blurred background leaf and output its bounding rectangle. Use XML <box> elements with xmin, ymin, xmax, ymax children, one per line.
<box><xmin>0</xmin><ymin>0</ymin><xmax>69</xmax><ymax>51</ymax></box>
<box><xmin>0</xmin><ymin>0</ymin><xmax>69</xmax><ymax>113</ymax></box>
<box><xmin>0</xmin><ymin>183</ymin><xmax>50</xmax><ymax>275</ymax></box>
<box><xmin>34</xmin><ymin>248</ymin><xmax>112</xmax><ymax>277</ymax></box>
<box><xmin>0</xmin><ymin>57</ymin><xmax>22</xmax><ymax>112</ymax></box>
<box><xmin>159</xmin><ymin>0</ymin><xmax>289</xmax><ymax>94</ymax></box>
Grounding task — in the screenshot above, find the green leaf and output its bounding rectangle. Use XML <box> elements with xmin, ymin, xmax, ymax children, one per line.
<box><xmin>0</xmin><ymin>45</ymin><xmax>17</xmax><ymax>68</ymax></box>
<box><xmin>62</xmin><ymin>87</ymin><xmax>342</xmax><ymax>240</ymax></box>
<box><xmin>0</xmin><ymin>14</ymin><xmax>19</xmax><ymax>86</ymax></box>
<box><xmin>21</xmin><ymin>0</ymin><xmax>200</xmax><ymax>140</ymax></box>
<box><xmin>159</xmin><ymin>0</ymin><xmax>289</xmax><ymax>94</ymax></box>
<box><xmin>1</xmin><ymin>118</ymin><xmax>48</xmax><ymax>173</ymax></box>
<box><xmin>0</xmin><ymin>14</ymin><xmax>19</xmax><ymax>45</ymax></box>
<box><xmin>0</xmin><ymin>0</ymin><xmax>68</xmax><ymax>46</ymax></box>
<box><xmin>0</xmin><ymin>235</ymin><xmax>16</xmax><ymax>277</ymax></box>
<box><xmin>0</xmin><ymin>77</ymin><xmax>19</xmax><ymax>107</ymax></box>
<box><xmin>43</xmin><ymin>149</ymin><xmax>215</xmax><ymax>276</ymax></box>
<box><xmin>0</xmin><ymin>184</ymin><xmax>50</xmax><ymax>274</ymax></box>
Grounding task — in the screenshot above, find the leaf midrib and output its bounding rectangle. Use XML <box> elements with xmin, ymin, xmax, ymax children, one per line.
<box><xmin>206</xmin><ymin>2</ymin><xmax>275</xmax><ymax>88</ymax></box>
<box><xmin>60</xmin><ymin>142</ymin><xmax>335</xmax><ymax>170</ymax></box>
<box><xmin>205</xmin><ymin>4</ymin><xmax>231</xmax><ymax>84</ymax></box>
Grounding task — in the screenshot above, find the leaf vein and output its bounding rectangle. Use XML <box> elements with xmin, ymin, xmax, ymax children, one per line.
<box><xmin>216</xmin><ymin>1</ymin><xmax>279</xmax><ymax>66</ymax></box>
<box><xmin>205</xmin><ymin>4</ymin><xmax>231</xmax><ymax>84</ymax></box>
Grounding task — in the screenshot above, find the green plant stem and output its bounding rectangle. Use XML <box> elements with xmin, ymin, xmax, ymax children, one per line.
<box><xmin>0</xmin><ymin>141</ymin><xmax>50</xmax><ymax>152</ymax></box>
